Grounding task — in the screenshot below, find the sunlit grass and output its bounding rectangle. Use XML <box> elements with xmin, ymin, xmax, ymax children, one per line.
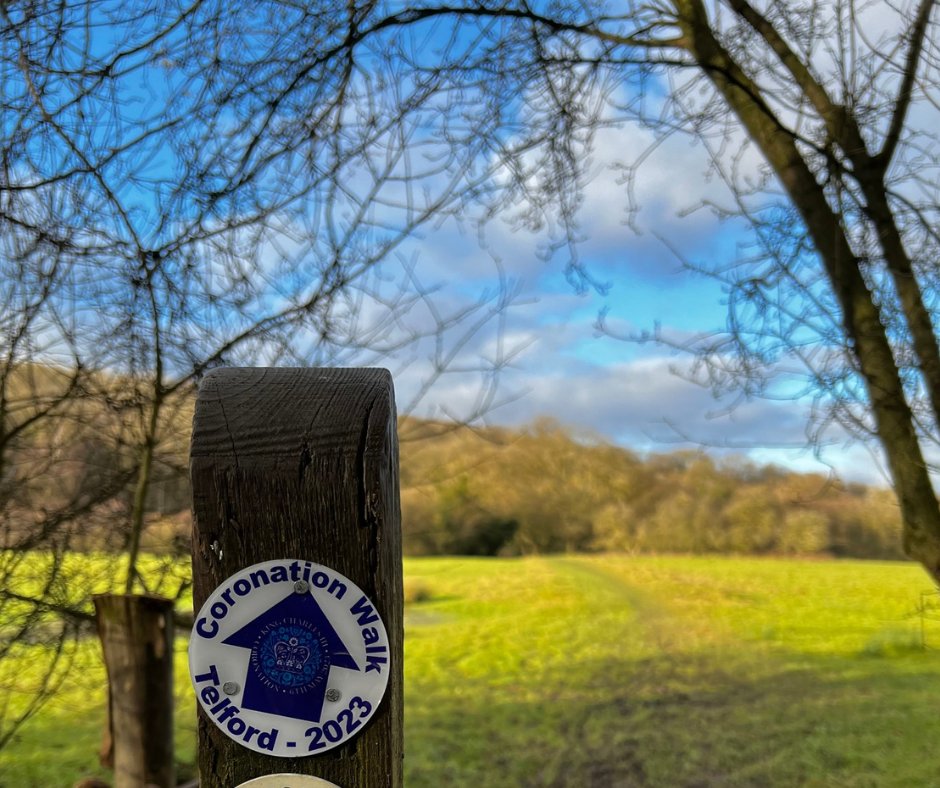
<box><xmin>406</xmin><ymin>556</ymin><xmax>940</xmax><ymax>786</ymax></box>
<box><xmin>3</xmin><ymin>555</ymin><xmax>940</xmax><ymax>786</ymax></box>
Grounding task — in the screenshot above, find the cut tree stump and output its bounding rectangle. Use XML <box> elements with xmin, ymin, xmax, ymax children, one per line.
<box><xmin>94</xmin><ymin>593</ymin><xmax>175</xmax><ymax>788</ymax></box>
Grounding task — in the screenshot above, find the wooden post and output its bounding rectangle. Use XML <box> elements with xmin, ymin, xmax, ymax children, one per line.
<box><xmin>94</xmin><ymin>593</ymin><xmax>175</xmax><ymax>788</ymax></box>
<box><xmin>190</xmin><ymin>368</ymin><xmax>403</xmax><ymax>787</ymax></box>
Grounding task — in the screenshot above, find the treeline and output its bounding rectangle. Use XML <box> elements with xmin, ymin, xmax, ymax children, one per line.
<box><xmin>3</xmin><ymin>375</ymin><xmax>904</xmax><ymax>561</ymax></box>
<box><xmin>400</xmin><ymin>418</ymin><xmax>904</xmax><ymax>560</ymax></box>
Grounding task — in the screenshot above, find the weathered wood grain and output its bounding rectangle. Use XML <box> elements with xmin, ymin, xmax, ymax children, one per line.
<box><xmin>190</xmin><ymin>367</ymin><xmax>403</xmax><ymax>787</ymax></box>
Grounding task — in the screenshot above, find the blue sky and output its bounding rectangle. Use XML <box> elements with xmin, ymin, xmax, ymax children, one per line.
<box><xmin>381</xmin><ymin>121</ymin><xmax>888</xmax><ymax>486</ymax></box>
<box><xmin>4</xmin><ymin>1</ymin><xmax>895</xmax><ymax>487</ymax></box>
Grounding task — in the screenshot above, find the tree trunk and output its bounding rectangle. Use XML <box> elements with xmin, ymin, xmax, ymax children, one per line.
<box><xmin>678</xmin><ymin>0</ymin><xmax>940</xmax><ymax>580</ymax></box>
<box><xmin>94</xmin><ymin>594</ymin><xmax>175</xmax><ymax>788</ymax></box>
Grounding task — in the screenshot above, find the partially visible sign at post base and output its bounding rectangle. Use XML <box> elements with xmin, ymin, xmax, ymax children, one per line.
<box><xmin>189</xmin><ymin>559</ymin><xmax>390</xmax><ymax>756</ymax></box>
<box><xmin>236</xmin><ymin>775</ymin><xmax>340</xmax><ymax>787</ymax></box>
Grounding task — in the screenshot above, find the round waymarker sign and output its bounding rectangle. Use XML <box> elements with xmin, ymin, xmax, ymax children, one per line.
<box><xmin>189</xmin><ymin>559</ymin><xmax>390</xmax><ymax>757</ymax></box>
<box><xmin>236</xmin><ymin>776</ymin><xmax>339</xmax><ymax>788</ymax></box>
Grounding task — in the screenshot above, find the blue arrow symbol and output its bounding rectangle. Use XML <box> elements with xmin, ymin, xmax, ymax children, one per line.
<box><xmin>223</xmin><ymin>591</ymin><xmax>358</xmax><ymax>723</ymax></box>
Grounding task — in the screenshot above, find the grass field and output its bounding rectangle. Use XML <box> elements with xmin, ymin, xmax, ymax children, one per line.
<box><xmin>3</xmin><ymin>555</ymin><xmax>940</xmax><ymax>786</ymax></box>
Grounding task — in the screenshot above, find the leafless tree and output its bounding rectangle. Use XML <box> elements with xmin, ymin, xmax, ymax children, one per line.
<box><xmin>4</xmin><ymin>0</ymin><xmax>940</xmax><ymax>759</ymax></box>
<box><xmin>109</xmin><ymin>0</ymin><xmax>938</xmax><ymax>582</ymax></box>
<box><xmin>0</xmin><ymin>0</ymin><xmax>519</xmax><ymax>748</ymax></box>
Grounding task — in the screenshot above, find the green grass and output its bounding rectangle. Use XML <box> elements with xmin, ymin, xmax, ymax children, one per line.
<box><xmin>4</xmin><ymin>555</ymin><xmax>940</xmax><ymax>786</ymax></box>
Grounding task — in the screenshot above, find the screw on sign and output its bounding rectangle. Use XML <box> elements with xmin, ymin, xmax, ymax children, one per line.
<box><xmin>189</xmin><ymin>559</ymin><xmax>391</xmax><ymax>757</ymax></box>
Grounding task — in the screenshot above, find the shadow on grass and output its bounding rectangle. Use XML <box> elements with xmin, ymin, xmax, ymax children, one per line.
<box><xmin>404</xmin><ymin>647</ymin><xmax>940</xmax><ymax>788</ymax></box>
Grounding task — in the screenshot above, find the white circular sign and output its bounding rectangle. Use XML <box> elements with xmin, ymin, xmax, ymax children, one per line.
<box><xmin>236</xmin><ymin>775</ymin><xmax>339</xmax><ymax>787</ymax></box>
<box><xmin>189</xmin><ymin>559</ymin><xmax>390</xmax><ymax>757</ymax></box>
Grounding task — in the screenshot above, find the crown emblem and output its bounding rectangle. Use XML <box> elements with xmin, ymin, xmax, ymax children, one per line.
<box><xmin>274</xmin><ymin>636</ymin><xmax>310</xmax><ymax>673</ymax></box>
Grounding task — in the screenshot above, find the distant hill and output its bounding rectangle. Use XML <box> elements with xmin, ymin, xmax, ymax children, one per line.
<box><xmin>2</xmin><ymin>365</ymin><xmax>904</xmax><ymax>559</ymax></box>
